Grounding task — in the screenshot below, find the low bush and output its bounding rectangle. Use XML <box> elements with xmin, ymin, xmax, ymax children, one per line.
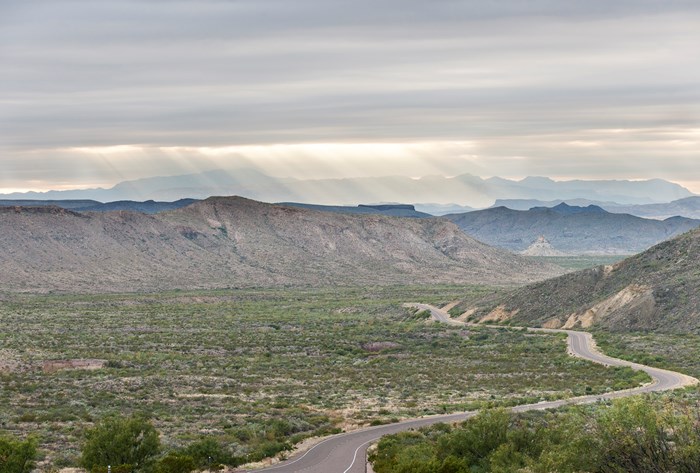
<box><xmin>0</xmin><ymin>435</ymin><xmax>37</xmax><ymax>473</ymax></box>
<box><xmin>81</xmin><ymin>415</ymin><xmax>160</xmax><ymax>473</ymax></box>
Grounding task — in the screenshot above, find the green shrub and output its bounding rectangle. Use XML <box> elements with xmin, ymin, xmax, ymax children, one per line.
<box><xmin>0</xmin><ymin>435</ymin><xmax>37</xmax><ymax>473</ymax></box>
<box><xmin>372</xmin><ymin>398</ymin><xmax>700</xmax><ymax>473</ymax></box>
<box><xmin>81</xmin><ymin>415</ymin><xmax>160</xmax><ymax>473</ymax></box>
<box><xmin>155</xmin><ymin>453</ymin><xmax>195</xmax><ymax>473</ymax></box>
<box><xmin>182</xmin><ymin>438</ymin><xmax>239</xmax><ymax>468</ymax></box>
<box><xmin>248</xmin><ymin>441</ymin><xmax>290</xmax><ymax>462</ymax></box>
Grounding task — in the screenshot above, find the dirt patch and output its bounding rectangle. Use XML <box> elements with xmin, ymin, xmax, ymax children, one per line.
<box><xmin>480</xmin><ymin>305</ymin><xmax>519</xmax><ymax>323</ymax></box>
<box><xmin>456</xmin><ymin>308</ymin><xmax>477</xmax><ymax>322</ymax></box>
<box><xmin>335</xmin><ymin>307</ymin><xmax>360</xmax><ymax>314</ymax></box>
<box><xmin>440</xmin><ymin>301</ymin><xmax>461</xmax><ymax>312</ymax></box>
<box><xmin>543</xmin><ymin>317</ymin><xmax>564</xmax><ymax>329</ymax></box>
<box><xmin>0</xmin><ymin>360</ymin><xmax>21</xmax><ymax>373</ymax></box>
<box><xmin>0</xmin><ymin>349</ymin><xmax>29</xmax><ymax>373</ymax></box>
<box><xmin>562</xmin><ymin>310</ymin><xmax>596</xmax><ymax>329</ymax></box>
<box><xmin>42</xmin><ymin>359</ymin><xmax>107</xmax><ymax>373</ymax></box>
<box><xmin>362</xmin><ymin>342</ymin><xmax>400</xmax><ymax>352</ymax></box>
<box><xmin>176</xmin><ymin>393</ymin><xmax>237</xmax><ymax>399</ymax></box>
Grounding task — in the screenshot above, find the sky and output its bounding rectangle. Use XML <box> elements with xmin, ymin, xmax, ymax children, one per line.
<box><xmin>1</xmin><ymin>0</ymin><xmax>699</xmax><ymax>193</ymax></box>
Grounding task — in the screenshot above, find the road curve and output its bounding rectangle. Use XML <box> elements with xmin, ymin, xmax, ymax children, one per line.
<box><xmin>245</xmin><ymin>304</ymin><xmax>698</xmax><ymax>473</ymax></box>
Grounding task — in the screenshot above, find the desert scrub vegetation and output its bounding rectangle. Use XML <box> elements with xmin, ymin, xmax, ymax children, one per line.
<box><xmin>0</xmin><ymin>286</ymin><xmax>647</xmax><ymax>469</ymax></box>
<box><xmin>81</xmin><ymin>415</ymin><xmax>160</xmax><ymax>473</ymax></box>
<box><xmin>370</xmin><ymin>394</ymin><xmax>700</xmax><ymax>473</ymax></box>
<box><xmin>0</xmin><ymin>433</ymin><xmax>36</xmax><ymax>473</ymax></box>
<box><xmin>528</xmin><ymin>255</ymin><xmax>625</xmax><ymax>271</ymax></box>
<box><xmin>593</xmin><ymin>330</ymin><xmax>700</xmax><ymax>379</ymax></box>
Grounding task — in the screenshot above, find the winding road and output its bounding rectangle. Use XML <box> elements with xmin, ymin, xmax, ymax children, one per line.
<box><xmin>246</xmin><ymin>304</ymin><xmax>698</xmax><ymax>473</ymax></box>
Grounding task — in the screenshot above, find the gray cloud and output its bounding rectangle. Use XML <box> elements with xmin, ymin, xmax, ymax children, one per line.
<box><xmin>0</xmin><ymin>0</ymin><xmax>699</xmax><ymax>191</ymax></box>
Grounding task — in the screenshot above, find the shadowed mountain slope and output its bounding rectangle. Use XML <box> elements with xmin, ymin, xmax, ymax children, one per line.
<box><xmin>0</xmin><ymin>197</ymin><xmax>560</xmax><ymax>293</ymax></box>
<box><xmin>607</xmin><ymin>196</ymin><xmax>700</xmax><ymax>220</ymax></box>
<box><xmin>493</xmin><ymin>196</ymin><xmax>700</xmax><ymax>220</ymax></box>
<box><xmin>0</xmin><ymin>198</ymin><xmax>198</xmax><ymax>214</ymax></box>
<box><xmin>444</xmin><ymin>203</ymin><xmax>700</xmax><ymax>255</ymax></box>
<box><xmin>459</xmin><ymin>227</ymin><xmax>700</xmax><ymax>333</ymax></box>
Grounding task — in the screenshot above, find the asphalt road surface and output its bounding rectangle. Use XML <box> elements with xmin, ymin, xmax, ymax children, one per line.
<box><xmin>246</xmin><ymin>304</ymin><xmax>698</xmax><ymax>473</ymax></box>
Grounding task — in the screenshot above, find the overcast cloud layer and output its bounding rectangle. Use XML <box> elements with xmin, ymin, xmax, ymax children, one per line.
<box><xmin>1</xmin><ymin>0</ymin><xmax>699</xmax><ymax>192</ymax></box>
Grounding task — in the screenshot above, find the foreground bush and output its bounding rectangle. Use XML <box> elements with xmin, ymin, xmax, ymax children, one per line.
<box><xmin>0</xmin><ymin>435</ymin><xmax>37</xmax><ymax>473</ymax></box>
<box><xmin>182</xmin><ymin>438</ymin><xmax>239</xmax><ymax>469</ymax></box>
<box><xmin>154</xmin><ymin>452</ymin><xmax>196</xmax><ymax>473</ymax></box>
<box><xmin>371</xmin><ymin>397</ymin><xmax>700</xmax><ymax>473</ymax></box>
<box><xmin>81</xmin><ymin>415</ymin><xmax>160</xmax><ymax>473</ymax></box>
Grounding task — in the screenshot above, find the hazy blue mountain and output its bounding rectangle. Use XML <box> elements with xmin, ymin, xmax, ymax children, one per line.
<box><xmin>444</xmin><ymin>203</ymin><xmax>700</xmax><ymax>255</ymax></box>
<box><xmin>77</xmin><ymin>199</ymin><xmax>199</xmax><ymax>213</ymax></box>
<box><xmin>0</xmin><ymin>169</ymin><xmax>693</xmax><ymax>208</ymax></box>
<box><xmin>278</xmin><ymin>203</ymin><xmax>432</xmax><ymax>218</ymax></box>
<box><xmin>494</xmin><ymin>196</ymin><xmax>700</xmax><ymax>220</ymax></box>
<box><xmin>0</xmin><ymin>199</ymin><xmax>101</xmax><ymax>209</ymax></box>
<box><xmin>413</xmin><ymin>203</ymin><xmax>477</xmax><ymax>215</ymax></box>
<box><xmin>492</xmin><ymin>198</ymin><xmax>620</xmax><ymax>211</ymax></box>
<box><xmin>604</xmin><ymin>197</ymin><xmax>700</xmax><ymax>220</ymax></box>
<box><xmin>0</xmin><ymin>199</ymin><xmax>199</xmax><ymax>214</ymax></box>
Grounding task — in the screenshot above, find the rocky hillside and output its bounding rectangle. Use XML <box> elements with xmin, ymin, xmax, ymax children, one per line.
<box><xmin>459</xmin><ymin>227</ymin><xmax>700</xmax><ymax>333</ymax></box>
<box><xmin>0</xmin><ymin>197</ymin><xmax>560</xmax><ymax>293</ymax></box>
<box><xmin>521</xmin><ymin>236</ymin><xmax>566</xmax><ymax>256</ymax></box>
<box><xmin>444</xmin><ymin>203</ymin><xmax>700</xmax><ymax>255</ymax></box>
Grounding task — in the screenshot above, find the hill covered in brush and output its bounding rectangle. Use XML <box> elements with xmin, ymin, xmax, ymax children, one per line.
<box><xmin>0</xmin><ymin>197</ymin><xmax>560</xmax><ymax>293</ymax></box>
<box><xmin>457</xmin><ymin>227</ymin><xmax>700</xmax><ymax>333</ymax></box>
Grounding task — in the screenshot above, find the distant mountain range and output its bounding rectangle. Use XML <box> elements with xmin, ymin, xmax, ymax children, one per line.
<box><xmin>277</xmin><ymin>203</ymin><xmax>431</xmax><ymax>218</ymax></box>
<box><xmin>413</xmin><ymin>203</ymin><xmax>477</xmax><ymax>216</ymax></box>
<box><xmin>0</xmin><ymin>169</ymin><xmax>693</xmax><ymax>208</ymax></box>
<box><xmin>0</xmin><ymin>196</ymin><xmax>561</xmax><ymax>293</ymax></box>
<box><xmin>0</xmin><ymin>199</ymin><xmax>197</xmax><ymax>214</ymax></box>
<box><xmin>493</xmin><ymin>197</ymin><xmax>700</xmax><ymax>220</ymax></box>
<box><xmin>459</xmin><ymin>225</ymin><xmax>700</xmax><ymax>333</ymax></box>
<box><xmin>0</xmin><ymin>199</ymin><xmax>433</xmax><ymax>218</ymax></box>
<box><xmin>443</xmin><ymin>203</ymin><xmax>700</xmax><ymax>255</ymax></box>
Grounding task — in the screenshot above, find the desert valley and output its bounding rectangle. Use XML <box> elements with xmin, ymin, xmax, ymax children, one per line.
<box><xmin>3</xmin><ymin>1</ymin><xmax>700</xmax><ymax>472</ymax></box>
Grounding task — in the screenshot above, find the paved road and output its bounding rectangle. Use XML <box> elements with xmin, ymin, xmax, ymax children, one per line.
<box><xmin>246</xmin><ymin>304</ymin><xmax>698</xmax><ymax>473</ymax></box>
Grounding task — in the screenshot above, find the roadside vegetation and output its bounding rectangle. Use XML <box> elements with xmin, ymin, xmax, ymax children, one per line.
<box><xmin>594</xmin><ymin>330</ymin><xmax>700</xmax><ymax>379</ymax></box>
<box><xmin>0</xmin><ymin>286</ymin><xmax>648</xmax><ymax>469</ymax></box>
<box><xmin>370</xmin><ymin>393</ymin><xmax>700</xmax><ymax>473</ymax></box>
<box><xmin>0</xmin><ymin>434</ymin><xmax>36</xmax><ymax>473</ymax></box>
